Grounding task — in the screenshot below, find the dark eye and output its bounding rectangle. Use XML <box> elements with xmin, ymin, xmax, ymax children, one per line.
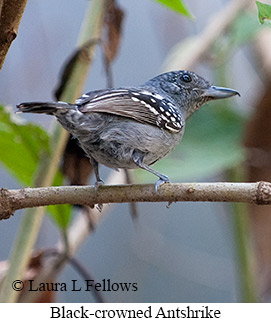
<box><xmin>181</xmin><ymin>73</ymin><xmax>192</xmax><ymax>83</ymax></box>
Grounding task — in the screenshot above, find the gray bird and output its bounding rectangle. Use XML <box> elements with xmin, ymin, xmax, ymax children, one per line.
<box><xmin>17</xmin><ymin>70</ymin><xmax>240</xmax><ymax>190</ymax></box>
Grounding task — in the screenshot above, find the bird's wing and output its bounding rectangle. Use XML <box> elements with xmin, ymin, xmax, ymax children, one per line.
<box><xmin>78</xmin><ymin>89</ymin><xmax>184</xmax><ymax>133</ymax></box>
<box><xmin>75</xmin><ymin>89</ymin><xmax>113</xmax><ymax>105</ymax></box>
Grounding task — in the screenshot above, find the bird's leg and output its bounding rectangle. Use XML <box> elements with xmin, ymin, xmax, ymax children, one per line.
<box><xmin>89</xmin><ymin>156</ymin><xmax>104</xmax><ymax>188</ymax></box>
<box><xmin>89</xmin><ymin>156</ymin><xmax>104</xmax><ymax>211</ymax></box>
<box><xmin>132</xmin><ymin>151</ymin><xmax>170</xmax><ymax>192</ymax></box>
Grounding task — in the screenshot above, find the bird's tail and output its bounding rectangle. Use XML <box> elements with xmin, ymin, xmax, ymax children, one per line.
<box><xmin>17</xmin><ymin>101</ymin><xmax>74</xmax><ymax>115</ymax></box>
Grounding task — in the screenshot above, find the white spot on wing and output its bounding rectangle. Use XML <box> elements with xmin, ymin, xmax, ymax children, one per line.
<box><xmin>149</xmin><ymin>107</ymin><xmax>159</xmax><ymax>115</ymax></box>
<box><xmin>165</xmin><ymin>124</ymin><xmax>180</xmax><ymax>133</ymax></box>
<box><xmin>140</xmin><ymin>90</ymin><xmax>153</xmax><ymax>96</ymax></box>
<box><xmin>87</xmin><ymin>91</ymin><xmax>128</xmax><ymax>103</ymax></box>
<box><xmin>153</xmin><ymin>93</ymin><xmax>164</xmax><ymax>100</ymax></box>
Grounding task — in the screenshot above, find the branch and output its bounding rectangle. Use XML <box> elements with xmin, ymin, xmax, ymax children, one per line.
<box><xmin>0</xmin><ymin>0</ymin><xmax>28</xmax><ymax>70</ymax></box>
<box><xmin>1</xmin><ymin>181</ymin><xmax>271</xmax><ymax>220</ymax></box>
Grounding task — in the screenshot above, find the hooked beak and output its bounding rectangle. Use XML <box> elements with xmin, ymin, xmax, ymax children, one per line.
<box><xmin>202</xmin><ymin>86</ymin><xmax>240</xmax><ymax>99</ymax></box>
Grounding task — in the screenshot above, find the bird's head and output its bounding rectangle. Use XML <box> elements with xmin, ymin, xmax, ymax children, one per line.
<box><xmin>144</xmin><ymin>70</ymin><xmax>240</xmax><ymax>120</ymax></box>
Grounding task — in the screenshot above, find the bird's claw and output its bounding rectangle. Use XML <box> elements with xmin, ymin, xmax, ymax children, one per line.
<box><xmin>95</xmin><ymin>179</ymin><xmax>104</xmax><ymax>190</ymax></box>
<box><xmin>94</xmin><ymin>180</ymin><xmax>104</xmax><ymax>212</ymax></box>
<box><xmin>154</xmin><ymin>175</ymin><xmax>170</xmax><ymax>192</ymax></box>
<box><xmin>96</xmin><ymin>203</ymin><xmax>103</xmax><ymax>212</ymax></box>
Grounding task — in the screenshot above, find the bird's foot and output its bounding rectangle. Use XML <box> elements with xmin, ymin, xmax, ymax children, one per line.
<box><xmin>154</xmin><ymin>175</ymin><xmax>170</xmax><ymax>192</ymax></box>
<box><xmin>96</xmin><ymin>203</ymin><xmax>103</xmax><ymax>212</ymax></box>
<box><xmin>94</xmin><ymin>179</ymin><xmax>104</xmax><ymax>212</ymax></box>
<box><xmin>94</xmin><ymin>179</ymin><xmax>104</xmax><ymax>190</ymax></box>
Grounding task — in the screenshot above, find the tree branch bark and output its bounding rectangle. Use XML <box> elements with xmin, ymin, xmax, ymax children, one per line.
<box><xmin>1</xmin><ymin>181</ymin><xmax>271</xmax><ymax>220</ymax></box>
<box><xmin>0</xmin><ymin>0</ymin><xmax>28</xmax><ymax>70</ymax></box>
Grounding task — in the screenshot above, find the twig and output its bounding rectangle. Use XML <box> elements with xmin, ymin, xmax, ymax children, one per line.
<box><xmin>1</xmin><ymin>181</ymin><xmax>271</xmax><ymax>220</ymax></box>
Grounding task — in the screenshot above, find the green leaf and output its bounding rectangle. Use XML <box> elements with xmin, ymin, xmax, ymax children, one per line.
<box><xmin>48</xmin><ymin>203</ymin><xmax>72</xmax><ymax>229</ymax></box>
<box><xmin>47</xmin><ymin>171</ymin><xmax>72</xmax><ymax>229</ymax></box>
<box><xmin>0</xmin><ymin>105</ymin><xmax>72</xmax><ymax>228</ymax></box>
<box><xmin>0</xmin><ymin>106</ymin><xmax>49</xmax><ymax>185</ymax></box>
<box><xmin>136</xmin><ymin>102</ymin><xmax>245</xmax><ymax>182</ymax></box>
<box><xmin>153</xmin><ymin>0</ymin><xmax>193</xmax><ymax>18</ymax></box>
<box><xmin>256</xmin><ymin>1</ymin><xmax>271</xmax><ymax>27</ymax></box>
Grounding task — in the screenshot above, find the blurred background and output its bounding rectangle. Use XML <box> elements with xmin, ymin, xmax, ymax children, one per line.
<box><xmin>0</xmin><ymin>0</ymin><xmax>270</xmax><ymax>302</ymax></box>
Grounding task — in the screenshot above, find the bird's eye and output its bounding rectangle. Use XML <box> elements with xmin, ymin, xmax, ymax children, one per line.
<box><xmin>181</xmin><ymin>73</ymin><xmax>192</xmax><ymax>83</ymax></box>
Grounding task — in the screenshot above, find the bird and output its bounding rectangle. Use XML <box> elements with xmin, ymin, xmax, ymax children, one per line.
<box><xmin>17</xmin><ymin>70</ymin><xmax>240</xmax><ymax>191</ymax></box>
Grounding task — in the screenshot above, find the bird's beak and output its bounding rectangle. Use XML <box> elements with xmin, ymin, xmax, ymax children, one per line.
<box><xmin>201</xmin><ymin>86</ymin><xmax>240</xmax><ymax>99</ymax></box>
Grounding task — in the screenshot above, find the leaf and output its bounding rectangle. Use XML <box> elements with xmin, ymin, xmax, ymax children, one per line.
<box><xmin>153</xmin><ymin>0</ymin><xmax>193</xmax><ymax>18</ymax></box>
<box><xmin>256</xmin><ymin>1</ymin><xmax>271</xmax><ymax>27</ymax></box>
<box><xmin>103</xmin><ymin>0</ymin><xmax>125</xmax><ymax>63</ymax></box>
<box><xmin>54</xmin><ymin>39</ymin><xmax>98</xmax><ymax>101</ymax></box>
<box><xmin>62</xmin><ymin>135</ymin><xmax>93</xmax><ymax>186</ymax></box>
<box><xmin>0</xmin><ymin>105</ymin><xmax>72</xmax><ymax>228</ymax></box>
<box><xmin>136</xmin><ymin>101</ymin><xmax>245</xmax><ymax>182</ymax></box>
<box><xmin>48</xmin><ymin>203</ymin><xmax>72</xmax><ymax>229</ymax></box>
<box><xmin>0</xmin><ymin>106</ymin><xmax>49</xmax><ymax>185</ymax></box>
<box><xmin>47</xmin><ymin>171</ymin><xmax>72</xmax><ymax>229</ymax></box>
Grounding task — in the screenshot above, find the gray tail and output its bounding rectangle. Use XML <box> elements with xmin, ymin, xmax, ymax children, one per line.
<box><xmin>17</xmin><ymin>101</ymin><xmax>74</xmax><ymax>115</ymax></box>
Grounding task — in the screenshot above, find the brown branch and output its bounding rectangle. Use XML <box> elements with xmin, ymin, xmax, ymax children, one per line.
<box><xmin>1</xmin><ymin>181</ymin><xmax>271</xmax><ymax>220</ymax></box>
<box><xmin>0</xmin><ymin>0</ymin><xmax>28</xmax><ymax>70</ymax></box>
